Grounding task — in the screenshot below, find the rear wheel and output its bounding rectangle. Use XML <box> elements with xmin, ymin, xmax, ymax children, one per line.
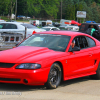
<box><xmin>90</xmin><ymin>62</ymin><xmax>100</xmax><ymax>79</ymax></box>
<box><xmin>46</xmin><ymin>63</ymin><xmax>62</xmax><ymax>89</ymax></box>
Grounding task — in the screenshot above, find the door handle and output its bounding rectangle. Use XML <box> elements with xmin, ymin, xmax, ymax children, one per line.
<box><xmin>89</xmin><ymin>53</ymin><xmax>93</xmax><ymax>57</ymax></box>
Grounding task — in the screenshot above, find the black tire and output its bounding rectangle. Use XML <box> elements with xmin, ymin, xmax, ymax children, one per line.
<box><xmin>46</xmin><ymin>63</ymin><xmax>62</xmax><ymax>89</ymax></box>
<box><xmin>90</xmin><ymin>62</ymin><xmax>100</xmax><ymax>79</ymax></box>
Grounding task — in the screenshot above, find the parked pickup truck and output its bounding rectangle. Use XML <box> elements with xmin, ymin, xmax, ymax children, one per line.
<box><xmin>0</xmin><ymin>30</ymin><xmax>24</xmax><ymax>50</ymax></box>
<box><xmin>79</xmin><ymin>23</ymin><xmax>100</xmax><ymax>40</ymax></box>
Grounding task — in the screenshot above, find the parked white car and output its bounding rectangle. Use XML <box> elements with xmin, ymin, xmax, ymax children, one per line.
<box><xmin>0</xmin><ymin>22</ymin><xmax>46</xmax><ymax>38</ymax></box>
<box><xmin>0</xmin><ymin>19</ymin><xmax>5</xmax><ymax>22</ymax></box>
<box><xmin>41</xmin><ymin>26</ymin><xmax>60</xmax><ymax>31</ymax></box>
<box><xmin>66</xmin><ymin>25</ymin><xmax>79</xmax><ymax>31</ymax></box>
<box><xmin>59</xmin><ymin>25</ymin><xmax>70</xmax><ymax>30</ymax></box>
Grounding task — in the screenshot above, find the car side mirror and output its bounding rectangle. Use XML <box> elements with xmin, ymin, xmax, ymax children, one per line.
<box><xmin>69</xmin><ymin>47</ymin><xmax>80</xmax><ymax>52</ymax></box>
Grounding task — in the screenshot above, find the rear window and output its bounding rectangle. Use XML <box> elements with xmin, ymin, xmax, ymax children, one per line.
<box><xmin>80</xmin><ymin>25</ymin><xmax>86</xmax><ymax>31</ymax></box>
<box><xmin>21</xmin><ymin>24</ymin><xmax>38</xmax><ymax>29</ymax></box>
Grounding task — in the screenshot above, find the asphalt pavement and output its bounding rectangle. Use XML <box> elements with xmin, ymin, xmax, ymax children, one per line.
<box><xmin>0</xmin><ymin>76</ymin><xmax>100</xmax><ymax>100</ymax></box>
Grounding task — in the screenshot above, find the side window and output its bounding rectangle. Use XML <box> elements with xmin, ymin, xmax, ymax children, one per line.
<box><xmin>88</xmin><ymin>25</ymin><xmax>97</xmax><ymax>30</ymax></box>
<box><xmin>3</xmin><ymin>24</ymin><xmax>17</xmax><ymax>29</ymax></box>
<box><xmin>74</xmin><ymin>36</ymin><xmax>89</xmax><ymax>49</ymax></box>
<box><xmin>53</xmin><ymin>28</ymin><xmax>59</xmax><ymax>30</ymax></box>
<box><xmin>10</xmin><ymin>24</ymin><xmax>17</xmax><ymax>29</ymax></box>
<box><xmin>69</xmin><ymin>36</ymin><xmax>88</xmax><ymax>51</ymax></box>
<box><xmin>51</xmin><ymin>28</ymin><xmax>54</xmax><ymax>30</ymax></box>
<box><xmin>0</xmin><ymin>24</ymin><xmax>4</xmax><ymax>29</ymax></box>
<box><xmin>86</xmin><ymin>36</ymin><xmax>96</xmax><ymax>47</ymax></box>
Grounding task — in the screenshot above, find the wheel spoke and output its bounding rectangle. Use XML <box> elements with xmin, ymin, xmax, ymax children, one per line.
<box><xmin>49</xmin><ymin>68</ymin><xmax>59</xmax><ymax>84</ymax></box>
<box><xmin>46</xmin><ymin>63</ymin><xmax>62</xmax><ymax>89</ymax></box>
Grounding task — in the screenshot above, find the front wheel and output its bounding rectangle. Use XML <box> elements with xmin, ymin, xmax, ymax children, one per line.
<box><xmin>46</xmin><ymin>63</ymin><xmax>62</xmax><ymax>89</ymax></box>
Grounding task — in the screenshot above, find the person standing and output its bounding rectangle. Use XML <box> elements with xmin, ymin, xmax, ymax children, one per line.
<box><xmin>90</xmin><ymin>25</ymin><xmax>95</xmax><ymax>36</ymax></box>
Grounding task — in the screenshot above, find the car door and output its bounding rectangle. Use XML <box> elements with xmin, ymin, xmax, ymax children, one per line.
<box><xmin>66</xmin><ymin>36</ymin><xmax>95</xmax><ymax>77</ymax></box>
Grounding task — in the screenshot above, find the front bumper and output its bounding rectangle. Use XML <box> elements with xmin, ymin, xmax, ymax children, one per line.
<box><xmin>0</xmin><ymin>67</ymin><xmax>50</xmax><ymax>85</ymax></box>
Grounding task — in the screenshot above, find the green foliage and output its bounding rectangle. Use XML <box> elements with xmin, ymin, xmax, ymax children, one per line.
<box><xmin>24</xmin><ymin>0</ymin><xmax>59</xmax><ymax>19</ymax></box>
<box><xmin>0</xmin><ymin>0</ymin><xmax>100</xmax><ymax>22</ymax></box>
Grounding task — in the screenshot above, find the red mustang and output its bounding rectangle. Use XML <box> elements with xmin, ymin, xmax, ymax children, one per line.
<box><xmin>0</xmin><ymin>31</ymin><xmax>100</xmax><ymax>89</ymax></box>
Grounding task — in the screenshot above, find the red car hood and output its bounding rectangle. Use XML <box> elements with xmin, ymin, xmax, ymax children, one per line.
<box><xmin>0</xmin><ymin>46</ymin><xmax>64</xmax><ymax>63</ymax></box>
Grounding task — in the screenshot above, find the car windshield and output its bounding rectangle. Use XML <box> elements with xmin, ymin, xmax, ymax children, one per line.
<box><xmin>41</xmin><ymin>28</ymin><xmax>51</xmax><ymax>31</ymax></box>
<box><xmin>21</xmin><ymin>24</ymin><xmax>38</xmax><ymax>29</ymax></box>
<box><xmin>59</xmin><ymin>27</ymin><xmax>66</xmax><ymax>30</ymax></box>
<box><xmin>18</xmin><ymin>34</ymin><xmax>71</xmax><ymax>52</ymax></box>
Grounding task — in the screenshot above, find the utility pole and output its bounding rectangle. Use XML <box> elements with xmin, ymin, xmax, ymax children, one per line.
<box><xmin>15</xmin><ymin>0</ymin><xmax>17</xmax><ymax>20</ymax></box>
<box><xmin>61</xmin><ymin>0</ymin><xmax>62</xmax><ymax>19</ymax></box>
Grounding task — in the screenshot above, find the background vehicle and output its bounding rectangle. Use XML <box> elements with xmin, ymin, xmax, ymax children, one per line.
<box><xmin>59</xmin><ymin>25</ymin><xmax>70</xmax><ymax>30</ymax></box>
<box><xmin>39</xmin><ymin>20</ymin><xmax>52</xmax><ymax>27</ymax></box>
<box><xmin>41</xmin><ymin>26</ymin><xmax>60</xmax><ymax>31</ymax></box>
<box><xmin>0</xmin><ymin>22</ymin><xmax>46</xmax><ymax>38</ymax></box>
<box><xmin>0</xmin><ymin>22</ymin><xmax>46</xmax><ymax>50</ymax></box>
<box><xmin>7</xmin><ymin>20</ymin><xmax>16</xmax><ymax>22</ymax></box>
<box><xmin>66</xmin><ymin>25</ymin><xmax>79</xmax><ymax>31</ymax></box>
<box><xmin>86</xmin><ymin>21</ymin><xmax>96</xmax><ymax>23</ymax></box>
<box><xmin>60</xmin><ymin>19</ymin><xmax>81</xmax><ymax>26</ymax></box>
<box><xmin>17</xmin><ymin>15</ymin><xmax>26</xmax><ymax>19</ymax></box>
<box><xmin>60</xmin><ymin>19</ymin><xmax>71</xmax><ymax>26</ymax></box>
<box><xmin>30</xmin><ymin>20</ymin><xmax>39</xmax><ymax>26</ymax></box>
<box><xmin>53</xmin><ymin>22</ymin><xmax>60</xmax><ymax>27</ymax></box>
<box><xmin>79</xmin><ymin>23</ymin><xmax>100</xmax><ymax>40</ymax></box>
<box><xmin>0</xmin><ymin>31</ymin><xmax>100</xmax><ymax>89</ymax></box>
<box><xmin>0</xmin><ymin>30</ymin><xmax>24</xmax><ymax>50</ymax></box>
<box><xmin>0</xmin><ymin>19</ymin><xmax>5</xmax><ymax>22</ymax></box>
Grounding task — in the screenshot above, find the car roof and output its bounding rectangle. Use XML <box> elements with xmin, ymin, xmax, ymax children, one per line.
<box><xmin>36</xmin><ymin>31</ymin><xmax>100</xmax><ymax>45</ymax></box>
<box><xmin>36</xmin><ymin>31</ymin><xmax>87</xmax><ymax>36</ymax></box>
<box><xmin>0</xmin><ymin>22</ymin><xmax>23</xmax><ymax>24</ymax></box>
<box><xmin>67</xmin><ymin>25</ymin><xmax>79</xmax><ymax>27</ymax></box>
<box><xmin>42</xmin><ymin>27</ymin><xmax>57</xmax><ymax>28</ymax></box>
<box><xmin>81</xmin><ymin>23</ymin><xmax>100</xmax><ymax>25</ymax></box>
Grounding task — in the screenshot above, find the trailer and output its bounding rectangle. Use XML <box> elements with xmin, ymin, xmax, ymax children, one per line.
<box><xmin>29</xmin><ymin>20</ymin><xmax>39</xmax><ymax>26</ymax></box>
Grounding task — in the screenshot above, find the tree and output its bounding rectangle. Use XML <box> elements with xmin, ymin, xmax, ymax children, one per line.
<box><xmin>91</xmin><ymin>2</ymin><xmax>100</xmax><ymax>22</ymax></box>
<box><xmin>64</xmin><ymin>0</ymin><xmax>75</xmax><ymax>20</ymax></box>
<box><xmin>25</xmin><ymin>0</ymin><xmax>60</xmax><ymax>19</ymax></box>
<box><xmin>0</xmin><ymin>0</ymin><xmax>16</xmax><ymax>19</ymax></box>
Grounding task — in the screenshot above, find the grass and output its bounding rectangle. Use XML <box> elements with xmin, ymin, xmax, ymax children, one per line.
<box><xmin>0</xmin><ymin>16</ymin><xmax>31</xmax><ymax>23</ymax></box>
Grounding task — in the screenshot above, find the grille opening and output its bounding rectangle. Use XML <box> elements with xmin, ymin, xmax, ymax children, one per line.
<box><xmin>0</xmin><ymin>78</ymin><xmax>20</xmax><ymax>81</ymax></box>
<box><xmin>10</xmin><ymin>37</ymin><xmax>14</xmax><ymax>41</ymax></box>
<box><xmin>16</xmin><ymin>37</ymin><xmax>19</xmax><ymax>41</ymax></box>
<box><xmin>0</xmin><ymin>63</ymin><xmax>15</xmax><ymax>68</ymax></box>
<box><xmin>5</xmin><ymin>37</ymin><xmax>9</xmax><ymax>41</ymax></box>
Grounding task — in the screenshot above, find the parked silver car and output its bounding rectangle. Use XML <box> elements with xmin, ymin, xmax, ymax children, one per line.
<box><xmin>0</xmin><ymin>22</ymin><xmax>46</xmax><ymax>37</ymax></box>
<box><xmin>0</xmin><ymin>22</ymin><xmax>46</xmax><ymax>50</ymax></box>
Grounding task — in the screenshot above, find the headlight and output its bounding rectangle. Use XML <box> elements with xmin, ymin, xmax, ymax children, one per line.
<box><xmin>16</xmin><ymin>63</ymin><xmax>41</xmax><ymax>69</ymax></box>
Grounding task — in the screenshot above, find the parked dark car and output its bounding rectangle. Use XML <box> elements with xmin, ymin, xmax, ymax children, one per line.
<box><xmin>79</xmin><ymin>23</ymin><xmax>100</xmax><ymax>40</ymax></box>
<box><xmin>53</xmin><ymin>22</ymin><xmax>60</xmax><ymax>27</ymax></box>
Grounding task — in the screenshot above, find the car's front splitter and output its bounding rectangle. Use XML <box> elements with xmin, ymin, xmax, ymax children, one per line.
<box><xmin>0</xmin><ymin>67</ymin><xmax>50</xmax><ymax>86</ymax></box>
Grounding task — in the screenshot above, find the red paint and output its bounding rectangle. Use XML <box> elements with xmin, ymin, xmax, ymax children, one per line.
<box><xmin>0</xmin><ymin>31</ymin><xmax>100</xmax><ymax>86</ymax></box>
